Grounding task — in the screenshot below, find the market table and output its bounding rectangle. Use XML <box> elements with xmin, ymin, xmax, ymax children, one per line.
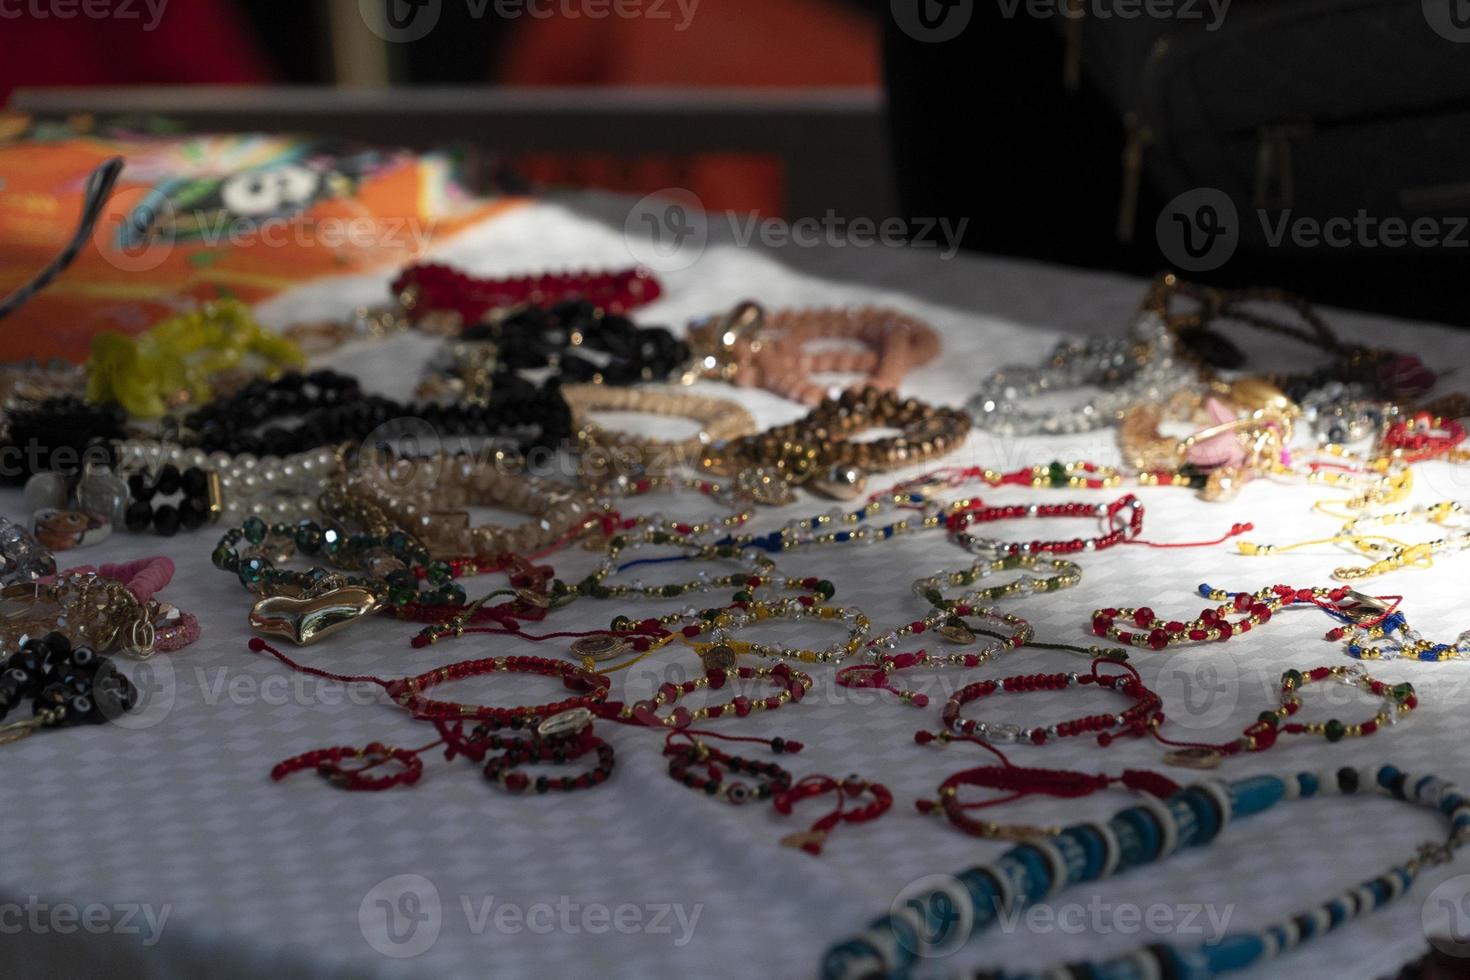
<box><xmin>4</xmin><ymin>192</ymin><xmax>1470</xmax><ymax>980</ymax></box>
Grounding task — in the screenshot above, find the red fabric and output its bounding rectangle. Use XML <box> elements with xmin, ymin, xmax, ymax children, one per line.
<box><xmin>497</xmin><ymin>0</ymin><xmax>879</xmax><ymax>216</ymax></box>
<box><xmin>0</xmin><ymin>0</ymin><xmax>272</xmax><ymax>103</ymax></box>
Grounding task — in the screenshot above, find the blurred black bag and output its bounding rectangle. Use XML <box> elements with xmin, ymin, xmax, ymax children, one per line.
<box><xmin>1062</xmin><ymin>0</ymin><xmax>1470</xmax><ymax>254</ymax></box>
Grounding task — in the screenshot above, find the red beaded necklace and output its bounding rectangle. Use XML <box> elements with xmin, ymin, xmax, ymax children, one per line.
<box><xmin>393</xmin><ymin>262</ymin><xmax>662</xmax><ymax>322</ymax></box>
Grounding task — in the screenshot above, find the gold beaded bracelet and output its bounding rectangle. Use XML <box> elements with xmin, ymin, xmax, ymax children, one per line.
<box><xmin>699</xmin><ymin>386</ymin><xmax>970</xmax><ymax>499</ymax></box>
<box><xmin>564</xmin><ymin>384</ymin><xmax>757</xmax><ymax>474</ymax></box>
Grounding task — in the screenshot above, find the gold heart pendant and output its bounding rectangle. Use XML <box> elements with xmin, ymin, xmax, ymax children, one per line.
<box><xmin>249</xmin><ymin>587</ymin><xmax>382</xmax><ymax>646</ymax></box>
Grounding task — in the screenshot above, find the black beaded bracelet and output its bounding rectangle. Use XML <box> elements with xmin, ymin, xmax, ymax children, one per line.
<box><xmin>178</xmin><ymin>370</ymin><xmax>573</xmax><ymax>456</ymax></box>
<box><xmin>0</xmin><ymin>397</ymin><xmax>123</xmax><ymax>485</ymax></box>
<box><xmin>124</xmin><ymin>463</ymin><xmax>212</xmax><ymax>535</ymax></box>
<box><xmin>0</xmin><ymin>631</ymin><xmax>138</xmax><ymax>737</ymax></box>
<box><xmin>463</xmin><ymin>299</ymin><xmax>690</xmax><ymax>385</ymax></box>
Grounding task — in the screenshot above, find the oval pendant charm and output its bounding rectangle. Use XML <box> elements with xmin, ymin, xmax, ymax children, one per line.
<box><xmin>1162</xmin><ymin>747</ymin><xmax>1223</xmax><ymax>770</ymax></box>
<box><xmin>537</xmin><ymin>707</ymin><xmax>594</xmax><ymax>739</ymax></box>
<box><xmin>699</xmin><ymin>644</ymin><xmax>737</xmax><ymax>672</ymax></box>
<box><xmin>570</xmin><ymin>635</ymin><xmax>626</xmax><ymax>662</ymax></box>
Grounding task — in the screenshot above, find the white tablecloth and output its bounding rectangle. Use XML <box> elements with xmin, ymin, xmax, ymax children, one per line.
<box><xmin>5</xmin><ymin>192</ymin><xmax>1470</xmax><ymax>980</ymax></box>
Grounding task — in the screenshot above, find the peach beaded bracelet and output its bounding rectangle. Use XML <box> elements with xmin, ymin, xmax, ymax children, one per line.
<box><xmin>683</xmin><ymin>302</ymin><xmax>940</xmax><ymax>405</ymax></box>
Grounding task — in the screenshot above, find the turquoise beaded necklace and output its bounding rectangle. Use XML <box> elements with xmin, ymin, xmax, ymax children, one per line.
<box><xmin>823</xmin><ymin>764</ymin><xmax>1469</xmax><ymax>980</ymax></box>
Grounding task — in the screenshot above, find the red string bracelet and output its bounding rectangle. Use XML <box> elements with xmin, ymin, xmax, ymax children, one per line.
<box><xmin>1382</xmin><ymin>411</ymin><xmax>1466</xmax><ymax>462</ymax></box>
<box><xmin>662</xmin><ymin>730</ymin><xmax>801</xmax><ymax>805</ymax></box>
<box><xmin>272</xmin><ymin>742</ymin><xmax>426</xmax><ymax>791</ymax></box>
<box><xmin>916</xmin><ymin>752</ymin><xmax>1180</xmax><ymax>841</ymax></box>
<box><xmin>917</xmin><ymin>660</ymin><xmax>1163</xmax><ymax>748</ymax></box>
<box><xmin>947</xmin><ymin>493</ymin><xmax>1145</xmax><ymax>557</ymax></box>
<box><xmin>247</xmin><ymin>638</ymin><xmax>610</xmax><ymax>728</ymax></box>
<box><xmin>1152</xmin><ymin>664</ymin><xmax>1418</xmax><ymax>769</ymax></box>
<box><xmin>773</xmin><ymin>774</ymin><xmax>893</xmax><ymax>856</ymax></box>
<box><xmin>597</xmin><ymin>661</ymin><xmax>813</xmax><ymax>730</ymax></box>
<box><xmin>1091</xmin><ymin>583</ymin><xmax>1354</xmax><ymax>651</ymax></box>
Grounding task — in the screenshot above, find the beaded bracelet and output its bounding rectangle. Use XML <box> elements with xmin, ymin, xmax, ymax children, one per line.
<box><xmin>834</xmin><ymin>614</ymin><xmax>1048</xmax><ymax>708</ymax></box>
<box><xmin>1159</xmin><ymin>664</ymin><xmax>1418</xmax><ymax>769</ymax></box>
<box><xmin>86</xmin><ymin>298</ymin><xmax>305</xmax><ymax>417</ymax></box>
<box><xmin>863</xmin><ymin>599</ymin><xmax>1033</xmax><ymax>668</ymax></box>
<box><xmin>271</xmin><ymin>743</ymin><xmax>425</xmax><ymax>791</ymax></box>
<box><xmin>699</xmin><ymin>386</ymin><xmax>970</xmax><ymax>498</ymax></box>
<box><xmin>682</xmin><ymin>302</ymin><xmax>940</xmax><ymax>405</ymax></box>
<box><xmin>599</xmin><ymin>661</ymin><xmax>812</xmax><ymax>729</ymax></box>
<box><xmin>215</xmin><ymin>517</ymin><xmax>469</xmax><ymax>609</ymax></box>
<box><xmin>118</xmin><ymin>463</ymin><xmax>214</xmax><ymax>534</ymax></box>
<box><xmin>966</xmin><ymin>308</ymin><xmax>1189</xmax><ymax>436</ymax></box>
<box><xmin>949</xmin><ymin>494</ymin><xmax>1145</xmax><ymax>557</ymax></box>
<box><xmin>3</xmin><ymin>566</ymin><xmax>164</xmax><ymax>656</ymax></box>
<box><xmin>926</xmin><ymin>461</ymin><xmax>1124</xmax><ymax>493</ymax></box>
<box><xmin>1090</xmin><ymin>585</ymin><xmax>1292</xmax><ymax>651</ymax></box>
<box><xmin>181</xmin><ymin>369</ymin><xmax>572</xmax><ymax>458</ymax></box>
<box><xmin>564</xmin><ymin>384</ymin><xmax>758</xmax><ymax>473</ymax></box>
<box><xmin>662</xmin><ymin>731</ymin><xmax>798</xmax><ymax>806</ymax></box>
<box><xmin>1239</xmin><ymin>502</ymin><xmax>1469</xmax><ymax>582</ymax></box>
<box><xmin>115</xmin><ymin>439</ymin><xmax>336</xmax><ymax>525</ymax></box>
<box><xmin>822</xmin><ymin>763</ymin><xmax>1470</xmax><ymax>980</ymax></box>
<box><xmin>0</xmin><ymin>632</ymin><xmax>139</xmax><ymax>742</ymax></box>
<box><xmin>912</xmin><ymin>555</ymin><xmax>1082</xmax><ymax>607</ymax></box>
<box><xmin>388</xmin><ymin>656</ymin><xmax>611</xmax><ymax>727</ymax></box>
<box><xmin>393</xmin><ymin>262</ymin><xmax>662</xmax><ymax>323</ymax></box>
<box><xmin>338</xmin><ymin>456</ymin><xmax>599</xmax><ymax>561</ymax></box>
<box><xmin>721</xmin><ymin>486</ymin><xmax>948</xmax><ymax>555</ymax></box>
<box><xmin>916</xmin><ymin>762</ymin><xmax>1182</xmax><ymax>842</ymax></box>
<box><xmin>1341</xmin><ymin>611</ymin><xmax>1470</xmax><ymax>662</ymax></box>
<box><xmin>479</xmin><ymin>730</ymin><xmax>615</xmax><ymax>794</ymax></box>
<box><xmin>919</xmin><ymin>660</ymin><xmax>1163</xmax><ymax>748</ymax></box>
<box><xmin>1382</xmin><ymin>411</ymin><xmax>1466</xmax><ymax>462</ymax></box>
<box><xmin>774</xmin><ymin>774</ymin><xmax>893</xmax><ymax>855</ymax></box>
<box><xmin>587</xmin><ymin>473</ymin><xmax>757</xmax><ymax>544</ymax></box>
<box><xmin>687</xmin><ymin>596</ymin><xmax>869</xmax><ymax>666</ymax></box>
<box><xmin>551</xmin><ymin>528</ymin><xmax>777</xmax><ymax>603</ymax></box>
<box><xmin>460</xmin><ymin>299</ymin><xmax>690</xmax><ymax>385</ymax></box>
